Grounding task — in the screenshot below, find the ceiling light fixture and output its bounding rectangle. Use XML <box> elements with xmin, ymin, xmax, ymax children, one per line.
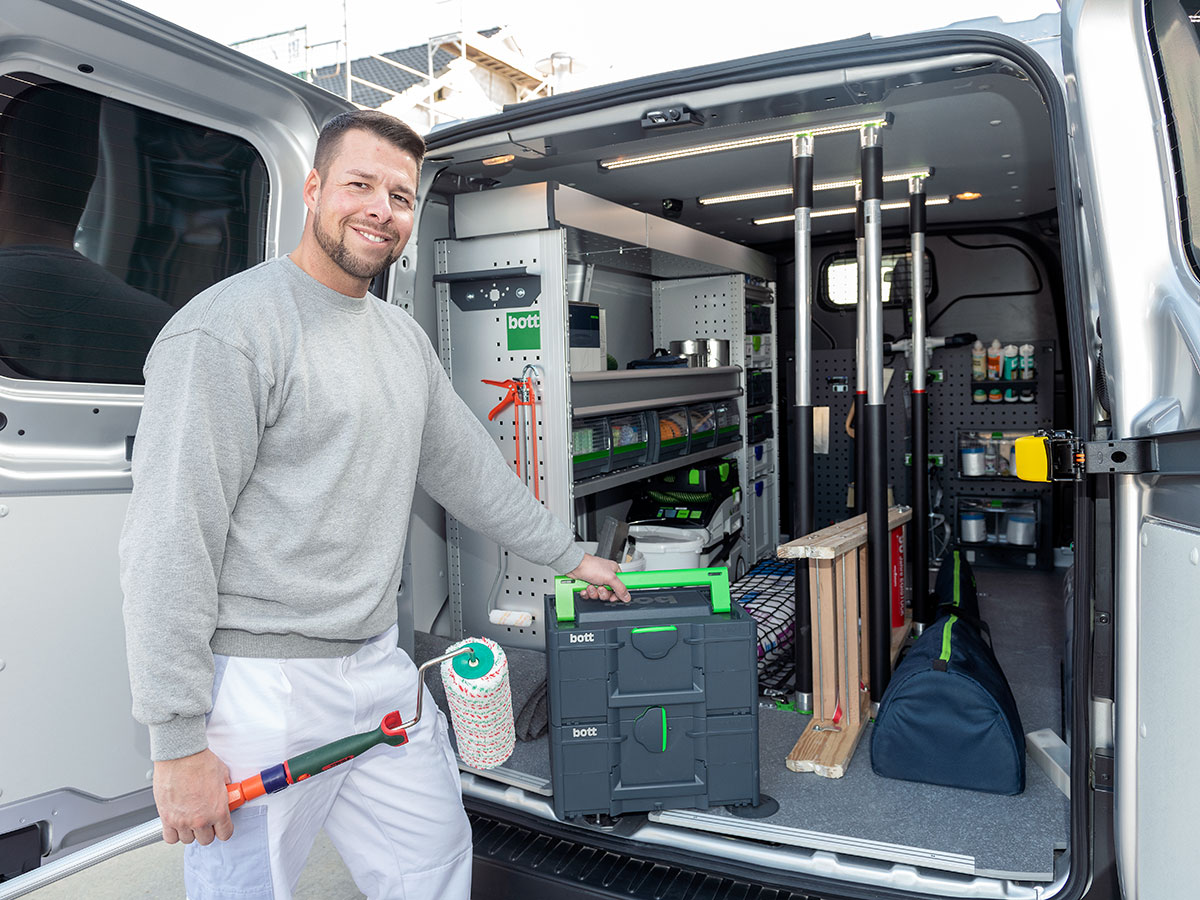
<box><xmin>699</xmin><ymin>167</ymin><xmax>933</xmax><ymax>206</ymax></box>
<box><xmin>599</xmin><ymin>113</ymin><xmax>892</xmax><ymax>170</ymax></box>
<box><xmin>955</xmin><ymin>191</ymin><xmax>982</xmax><ymax>200</ymax></box>
<box><xmin>752</xmin><ymin>195</ymin><xmax>950</xmax><ymax>226</ymax></box>
<box><xmin>482</xmin><ymin>154</ymin><xmax>516</xmax><ymax>166</ymax></box>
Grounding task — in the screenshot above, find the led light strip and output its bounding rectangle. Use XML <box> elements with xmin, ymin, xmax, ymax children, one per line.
<box><xmin>753</xmin><ymin>195</ymin><xmax>951</xmax><ymax>226</ymax></box>
<box><xmin>599</xmin><ymin>113</ymin><xmax>892</xmax><ymax>170</ymax></box>
<box><xmin>699</xmin><ymin>168</ymin><xmax>933</xmax><ymax>206</ymax></box>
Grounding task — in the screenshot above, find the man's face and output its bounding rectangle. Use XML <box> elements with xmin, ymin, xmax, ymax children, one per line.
<box><xmin>307</xmin><ymin>128</ymin><xmax>418</xmax><ymax>287</ymax></box>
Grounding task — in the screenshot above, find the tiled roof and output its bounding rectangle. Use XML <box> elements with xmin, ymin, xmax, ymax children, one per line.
<box><xmin>310</xmin><ymin>27</ymin><xmax>503</xmax><ymax>108</ymax></box>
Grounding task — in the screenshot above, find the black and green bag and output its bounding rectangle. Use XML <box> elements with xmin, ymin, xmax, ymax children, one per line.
<box><xmin>871</xmin><ymin>551</ymin><xmax>1025</xmax><ymax>794</ymax></box>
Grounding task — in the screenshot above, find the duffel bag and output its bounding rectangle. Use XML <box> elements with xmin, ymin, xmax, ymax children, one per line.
<box><xmin>871</xmin><ymin>553</ymin><xmax>1025</xmax><ymax>794</ymax></box>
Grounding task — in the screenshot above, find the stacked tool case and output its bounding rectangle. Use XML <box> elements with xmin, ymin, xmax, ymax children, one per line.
<box><xmin>545</xmin><ymin>570</ymin><xmax>759</xmax><ymax>819</ymax></box>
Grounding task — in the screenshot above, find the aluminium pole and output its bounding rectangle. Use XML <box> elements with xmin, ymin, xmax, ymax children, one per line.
<box><xmin>853</xmin><ymin>186</ymin><xmax>866</xmax><ymax>516</ymax></box>
<box><xmin>860</xmin><ymin>125</ymin><xmax>891</xmax><ymax>702</ymax></box>
<box><xmin>908</xmin><ymin>176</ymin><xmax>932</xmax><ymax>625</ymax></box>
<box><xmin>791</xmin><ymin>133</ymin><xmax>815</xmax><ymax>711</ymax></box>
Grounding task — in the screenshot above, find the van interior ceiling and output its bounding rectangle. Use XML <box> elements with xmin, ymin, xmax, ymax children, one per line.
<box><xmin>414</xmin><ymin>43</ymin><xmax>1076</xmax><ymax>899</ymax></box>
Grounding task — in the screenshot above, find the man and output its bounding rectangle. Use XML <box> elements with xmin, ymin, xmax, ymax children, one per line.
<box><xmin>120</xmin><ymin>109</ymin><xmax>627</xmax><ymax>900</ymax></box>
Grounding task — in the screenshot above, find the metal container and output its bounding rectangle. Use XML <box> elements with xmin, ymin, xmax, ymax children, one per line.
<box><xmin>669</xmin><ymin>338</ymin><xmax>730</xmax><ymax>367</ymax></box>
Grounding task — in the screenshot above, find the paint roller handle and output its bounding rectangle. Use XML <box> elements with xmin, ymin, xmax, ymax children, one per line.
<box><xmin>224</xmin><ymin>711</ymin><xmax>410</xmax><ymax>811</ymax></box>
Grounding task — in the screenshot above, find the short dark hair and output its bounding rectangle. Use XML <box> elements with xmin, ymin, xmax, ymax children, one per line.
<box><xmin>313</xmin><ymin>109</ymin><xmax>425</xmax><ymax>176</ymax></box>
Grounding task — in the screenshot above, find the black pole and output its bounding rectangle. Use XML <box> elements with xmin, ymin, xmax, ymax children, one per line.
<box><xmin>909</xmin><ymin>183</ymin><xmax>933</xmax><ymax>624</ymax></box>
<box><xmin>861</xmin><ymin>130</ymin><xmax>892</xmax><ymax>702</ymax></box>
<box><xmin>791</xmin><ymin>135</ymin><xmax>815</xmax><ymax>709</ymax></box>
<box><xmin>853</xmin><ymin>192</ymin><xmax>866</xmax><ymax>516</ymax></box>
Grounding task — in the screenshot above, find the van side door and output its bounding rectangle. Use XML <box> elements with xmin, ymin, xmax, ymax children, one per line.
<box><xmin>0</xmin><ymin>0</ymin><xmax>347</xmax><ymax>869</ymax></box>
<box><xmin>1060</xmin><ymin>1</ymin><xmax>1200</xmax><ymax>896</ymax></box>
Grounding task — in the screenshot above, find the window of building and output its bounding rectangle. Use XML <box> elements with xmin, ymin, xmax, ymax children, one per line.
<box><xmin>0</xmin><ymin>73</ymin><xmax>269</xmax><ymax>385</ymax></box>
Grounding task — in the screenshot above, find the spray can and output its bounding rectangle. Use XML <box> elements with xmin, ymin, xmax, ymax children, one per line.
<box><xmin>1003</xmin><ymin>344</ymin><xmax>1020</xmax><ymax>380</ymax></box>
<box><xmin>986</xmin><ymin>339</ymin><xmax>1002</xmax><ymax>380</ymax></box>
<box><xmin>1020</xmin><ymin>343</ymin><xmax>1036</xmax><ymax>380</ymax></box>
<box><xmin>971</xmin><ymin>340</ymin><xmax>986</xmax><ymax>381</ymax></box>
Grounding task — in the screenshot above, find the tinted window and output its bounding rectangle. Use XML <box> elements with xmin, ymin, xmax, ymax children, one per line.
<box><xmin>1151</xmin><ymin>0</ymin><xmax>1200</xmax><ymax>280</ymax></box>
<box><xmin>0</xmin><ymin>73</ymin><xmax>269</xmax><ymax>384</ymax></box>
<box><xmin>819</xmin><ymin>248</ymin><xmax>935</xmax><ymax>309</ymax></box>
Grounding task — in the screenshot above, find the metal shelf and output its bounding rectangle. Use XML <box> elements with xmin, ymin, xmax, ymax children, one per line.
<box><xmin>572</xmin><ymin>443</ymin><xmax>740</xmax><ymax>498</ymax></box>
<box><xmin>571</xmin><ymin>366</ymin><xmax>742</xmax><ymax>418</ymax></box>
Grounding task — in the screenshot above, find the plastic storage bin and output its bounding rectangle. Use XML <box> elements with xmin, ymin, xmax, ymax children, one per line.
<box><xmin>627</xmin><ymin>524</ymin><xmax>706</xmax><ymax>570</ymax></box>
<box><xmin>687</xmin><ymin>403</ymin><xmax>717</xmax><ymax>451</ymax></box>
<box><xmin>715</xmin><ymin>402</ymin><xmax>741</xmax><ymax>446</ymax></box>
<box><xmin>609</xmin><ymin>412</ymin><xmax>650</xmax><ymax>471</ymax></box>
<box><xmin>747</xmin><ymin>369</ymin><xmax>773</xmax><ymax>407</ymax></box>
<box><xmin>751</xmin><ymin>439</ymin><xmax>774</xmax><ymax>476</ymax></box>
<box><xmin>748</xmin><ymin>412</ymin><xmax>774</xmax><ymax>444</ymax></box>
<box><xmin>655</xmin><ymin>407</ymin><xmax>690</xmax><ymax>462</ymax></box>
<box><xmin>572</xmin><ymin>417</ymin><xmax>611</xmax><ymax>478</ymax></box>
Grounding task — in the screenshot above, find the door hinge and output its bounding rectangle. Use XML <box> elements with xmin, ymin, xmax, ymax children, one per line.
<box><xmin>1035</xmin><ymin>429</ymin><xmax>1200</xmax><ymax>480</ymax></box>
<box><xmin>1092</xmin><ymin>750</ymin><xmax>1114</xmax><ymax>793</ymax></box>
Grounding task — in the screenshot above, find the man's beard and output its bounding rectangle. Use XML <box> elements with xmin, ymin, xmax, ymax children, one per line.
<box><xmin>313</xmin><ymin>208</ymin><xmax>401</xmax><ymax>282</ymax></box>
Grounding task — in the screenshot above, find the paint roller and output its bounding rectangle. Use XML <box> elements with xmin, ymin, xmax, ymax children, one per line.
<box><xmin>226</xmin><ymin>637</ymin><xmax>515</xmax><ymax>809</ymax></box>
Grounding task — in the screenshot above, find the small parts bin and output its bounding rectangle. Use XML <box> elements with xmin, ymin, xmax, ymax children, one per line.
<box><xmin>656</xmin><ymin>407</ymin><xmax>690</xmax><ymax>461</ymax></box>
<box><xmin>609</xmin><ymin>412</ymin><xmax>650</xmax><ymax>471</ymax></box>
<box><xmin>715</xmin><ymin>402</ymin><xmax>741</xmax><ymax>446</ymax></box>
<box><xmin>572</xmin><ymin>417</ymin><xmax>611</xmax><ymax>478</ymax></box>
<box><xmin>687</xmin><ymin>403</ymin><xmax>717</xmax><ymax>451</ymax></box>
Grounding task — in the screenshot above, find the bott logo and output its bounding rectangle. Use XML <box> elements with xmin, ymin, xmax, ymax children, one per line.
<box><xmin>572</xmin><ymin>727</ymin><xmax>598</xmax><ymax>738</ymax></box>
<box><xmin>508</xmin><ymin>312</ymin><xmax>540</xmax><ymax>329</ymax></box>
<box><xmin>569</xmin><ymin>632</ymin><xmax>596</xmax><ymax>643</ymax></box>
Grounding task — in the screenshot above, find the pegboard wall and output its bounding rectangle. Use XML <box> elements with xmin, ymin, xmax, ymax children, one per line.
<box><xmin>812</xmin><ymin>349</ymin><xmax>910</xmax><ymax>529</ymax></box>
<box><xmin>811</xmin><ymin>341</ymin><xmax>1056</xmax><ymax>568</ymax></box>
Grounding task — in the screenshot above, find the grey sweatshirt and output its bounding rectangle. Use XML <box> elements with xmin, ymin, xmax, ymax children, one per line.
<box><xmin>120</xmin><ymin>256</ymin><xmax>583</xmax><ymax>761</ymax></box>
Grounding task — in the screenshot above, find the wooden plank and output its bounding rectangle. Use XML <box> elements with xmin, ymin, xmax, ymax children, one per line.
<box><xmin>785</xmin><ymin>692</ymin><xmax>872</xmax><ymax>778</ymax></box>
<box><xmin>840</xmin><ymin>550</ymin><xmax>862</xmax><ymax>728</ymax></box>
<box><xmin>778</xmin><ymin>506</ymin><xmax>913</xmax><ymax>559</ymax></box>
<box><xmin>857</xmin><ymin>544</ymin><xmax>871</xmax><ymax>696</ymax></box>
<box><xmin>810</xmin><ymin>558</ymin><xmax>838</xmax><ymax>721</ymax></box>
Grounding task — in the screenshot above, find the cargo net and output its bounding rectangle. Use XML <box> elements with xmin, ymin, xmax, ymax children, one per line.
<box><xmin>732</xmin><ymin>556</ymin><xmax>796</xmax><ymax>695</ymax></box>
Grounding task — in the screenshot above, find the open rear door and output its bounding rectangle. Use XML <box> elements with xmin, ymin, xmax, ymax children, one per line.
<box><xmin>1061</xmin><ymin>1</ymin><xmax>1200</xmax><ymax>896</ymax></box>
<box><xmin>0</xmin><ymin>0</ymin><xmax>348</xmax><ymax>868</ymax></box>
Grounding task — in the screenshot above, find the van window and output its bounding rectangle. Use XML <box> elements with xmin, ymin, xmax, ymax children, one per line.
<box><xmin>819</xmin><ymin>248</ymin><xmax>935</xmax><ymax>309</ymax></box>
<box><xmin>1151</xmin><ymin>0</ymin><xmax>1200</xmax><ymax>279</ymax></box>
<box><xmin>0</xmin><ymin>73</ymin><xmax>269</xmax><ymax>385</ymax></box>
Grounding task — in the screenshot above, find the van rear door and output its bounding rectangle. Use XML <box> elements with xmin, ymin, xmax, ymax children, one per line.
<box><xmin>1061</xmin><ymin>1</ymin><xmax>1200</xmax><ymax>897</ymax></box>
<box><xmin>0</xmin><ymin>0</ymin><xmax>348</xmax><ymax>868</ymax></box>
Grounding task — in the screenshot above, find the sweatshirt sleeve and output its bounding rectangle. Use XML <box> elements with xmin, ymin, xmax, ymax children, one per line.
<box><xmin>120</xmin><ymin>328</ymin><xmax>271</xmax><ymax>761</ymax></box>
<box><xmin>415</xmin><ymin>345</ymin><xmax>583</xmax><ymax>576</ymax></box>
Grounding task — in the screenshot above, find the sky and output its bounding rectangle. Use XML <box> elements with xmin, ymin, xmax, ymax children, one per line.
<box><xmin>123</xmin><ymin>0</ymin><xmax>1061</xmax><ymax>88</ymax></box>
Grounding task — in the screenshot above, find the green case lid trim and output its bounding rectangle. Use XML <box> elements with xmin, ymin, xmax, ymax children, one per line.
<box><xmin>554</xmin><ymin>568</ymin><xmax>732</xmax><ymax>622</ymax></box>
<box><xmin>573</xmin><ymin>450</ymin><xmax>609</xmax><ymax>462</ymax></box>
<box><xmin>689</xmin><ymin>470</ymin><xmax>700</xmax><ymax>485</ymax></box>
<box><xmin>631</xmin><ymin>625</ymin><xmax>677</xmax><ymax>634</ymax></box>
<box><xmin>613</xmin><ymin>442</ymin><xmax>648</xmax><ymax>453</ymax></box>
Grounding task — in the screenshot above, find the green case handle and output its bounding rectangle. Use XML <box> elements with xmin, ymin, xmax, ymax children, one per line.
<box><xmin>554</xmin><ymin>567</ymin><xmax>731</xmax><ymax>622</ymax></box>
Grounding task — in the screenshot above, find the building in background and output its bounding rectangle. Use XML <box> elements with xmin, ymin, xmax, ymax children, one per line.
<box><xmin>235</xmin><ymin>26</ymin><xmax>573</xmax><ymax>133</ymax></box>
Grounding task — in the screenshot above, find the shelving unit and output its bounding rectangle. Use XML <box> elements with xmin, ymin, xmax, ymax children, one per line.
<box><xmin>435</xmin><ymin>182</ymin><xmax>777</xmax><ymax>648</ymax></box>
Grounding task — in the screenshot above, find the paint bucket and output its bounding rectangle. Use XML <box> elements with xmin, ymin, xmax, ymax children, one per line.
<box><xmin>960</xmin><ymin>512</ymin><xmax>986</xmax><ymax>543</ymax></box>
<box><xmin>961</xmin><ymin>446</ymin><xmax>985</xmax><ymax>477</ymax></box>
<box><xmin>1006</xmin><ymin>514</ymin><xmax>1036</xmax><ymax>546</ymax></box>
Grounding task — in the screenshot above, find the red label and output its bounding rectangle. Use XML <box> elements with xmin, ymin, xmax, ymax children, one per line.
<box><xmin>890</xmin><ymin>526</ymin><xmax>905</xmax><ymax>628</ymax></box>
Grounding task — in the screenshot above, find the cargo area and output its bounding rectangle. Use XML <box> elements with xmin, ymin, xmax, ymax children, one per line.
<box><xmin>405</xmin><ymin>22</ymin><xmax>1081</xmax><ymax>898</ymax></box>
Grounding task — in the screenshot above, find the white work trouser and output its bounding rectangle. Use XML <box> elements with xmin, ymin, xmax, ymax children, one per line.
<box><xmin>183</xmin><ymin>626</ymin><xmax>472</xmax><ymax>900</ymax></box>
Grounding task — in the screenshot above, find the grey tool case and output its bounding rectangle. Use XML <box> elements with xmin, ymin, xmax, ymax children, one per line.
<box><xmin>545</xmin><ymin>569</ymin><xmax>759</xmax><ymax>819</ymax></box>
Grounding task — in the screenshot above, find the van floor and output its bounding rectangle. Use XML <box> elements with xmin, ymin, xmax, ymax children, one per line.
<box><xmin>418</xmin><ymin>565</ymin><xmax>1069</xmax><ymax>883</ymax></box>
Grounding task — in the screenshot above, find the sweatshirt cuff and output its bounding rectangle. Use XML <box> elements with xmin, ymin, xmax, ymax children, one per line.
<box><xmin>149</xmin><ymin>715</ymin><xmax>209</xmax><ymax>762</ymax></box>
<box><xmin>550</xmin><ymin>541</ymin><xmax>586</xmax><ymax>576</ymax></box>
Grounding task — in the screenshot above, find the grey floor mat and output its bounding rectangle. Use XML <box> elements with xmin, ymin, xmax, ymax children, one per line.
<box><xmin>420</xmin><ymin>565</ymin><xmax>1070</xmax><ymax>880</ymax></box>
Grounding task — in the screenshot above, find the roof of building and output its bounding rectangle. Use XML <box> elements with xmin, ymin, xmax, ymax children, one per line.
<box><xmin>310</xmin><ymin>27</ymin><xmax>502</xmax><ymax>108</ymax></box>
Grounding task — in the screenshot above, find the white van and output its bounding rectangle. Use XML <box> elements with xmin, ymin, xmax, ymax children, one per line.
<box><xmin>2</xmin><ymin>1</ymin><xmax>1199</xmax><ymax>898</ymax></box>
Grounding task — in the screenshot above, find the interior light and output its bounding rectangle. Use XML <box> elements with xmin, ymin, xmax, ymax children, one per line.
<box><xmin>955</xmin><ymin>191</ymin><xmax>982</xmax><ymax>201</ymax></box>
<box><xmin>699</xmin><ymin>167</ymin><xmax>933</xmax><ymax>206</ymax></box>
<box><xmin>752</xmin><ymin>195</ymin><xmax>950</xmax><ymax>225</ymax></box>
<box><xmin>482</xmin><ymin>154</ymin><xmax>516</xmax><ymax>166</ymax></box>
<box><xmin>599</xmin><ymin>113</ymin><xmax>892</xmax><ymax>170</ymax></box>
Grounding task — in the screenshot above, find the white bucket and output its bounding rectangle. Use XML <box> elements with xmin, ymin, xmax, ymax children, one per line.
<box><xmin>626</xmin><ymin>525</ymin><xmax>706</xmax><ymax>570</ymax></box>
<box><xmin>960</xmin><ymin>512</ymin><xmax>986</xmax><ymax>544</ymax></box>
<box><xmin>579</xmin><ymin>541</ymin><xmax>647</xmax><ymax>572</ymax></box>
<box><xmin>1006</xmin><ymin>514</ymin><xmax>1036</xmax><ymax>546</ymax></box>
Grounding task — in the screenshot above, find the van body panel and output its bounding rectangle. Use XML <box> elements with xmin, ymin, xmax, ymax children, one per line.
<box><xmin>1061</xmin><ymin>1</ymin><xmax>1200</xmax><ymax>898</ymax></box>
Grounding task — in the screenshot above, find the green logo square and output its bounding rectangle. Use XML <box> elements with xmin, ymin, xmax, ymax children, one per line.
<box><xmin>506</xmin><ymin>311</ymin><xmax>541</xmax><ymax>350</ymax></box>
